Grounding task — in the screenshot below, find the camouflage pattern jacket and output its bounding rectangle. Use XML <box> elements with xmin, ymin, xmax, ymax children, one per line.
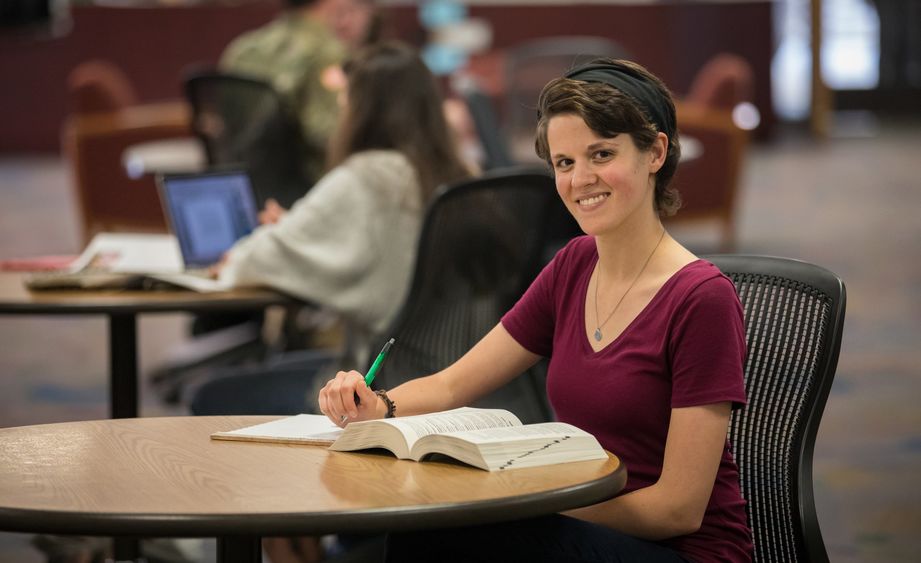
<box><xmin>220</xmin><ymin>13</ymin><xmax>346</xmax><ymax>182</ymax></box>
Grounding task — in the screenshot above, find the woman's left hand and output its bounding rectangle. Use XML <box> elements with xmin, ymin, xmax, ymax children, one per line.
<box><xmin>258</xmin><ymin>198</ymin><xmax>287</xmax><ymax>225</ymax></box>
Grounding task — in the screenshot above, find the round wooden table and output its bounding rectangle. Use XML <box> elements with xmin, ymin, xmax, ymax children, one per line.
<box><xmin>0</xmin><ymin>416</ymin><xmax>627</xmax><ymax>563</ymax></box>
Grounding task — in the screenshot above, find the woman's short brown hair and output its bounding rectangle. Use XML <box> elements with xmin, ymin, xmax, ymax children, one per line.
<box><xmin>535</xmin><ymin>59</ymin><xmax>682</xmax><ymax>217</ymax></box>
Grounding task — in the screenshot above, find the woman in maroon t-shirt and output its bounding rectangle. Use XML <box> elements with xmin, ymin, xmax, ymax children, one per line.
<box><xmin>319</xmin><ymin>58</ymin><xmax>753</xmax><ymax>563</ymax></box>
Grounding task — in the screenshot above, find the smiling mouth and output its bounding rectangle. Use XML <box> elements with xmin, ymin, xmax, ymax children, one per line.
<box><xmin>577</xmin><ymin>193</ymin><xmax>609</xmax><ymax>206</ymax></box>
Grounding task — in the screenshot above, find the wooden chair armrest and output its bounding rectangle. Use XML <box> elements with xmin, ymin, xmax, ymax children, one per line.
<box><xmin>64</xmin><ymin>101</ymin><xmax>192</xmax><ymax>138</ymax></box>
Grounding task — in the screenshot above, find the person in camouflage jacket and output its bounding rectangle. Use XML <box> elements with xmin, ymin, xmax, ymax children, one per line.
<box><xmin>220</xmin><ymin>0</ymin><xmax>377</xmax><ymax>184</ymax></box>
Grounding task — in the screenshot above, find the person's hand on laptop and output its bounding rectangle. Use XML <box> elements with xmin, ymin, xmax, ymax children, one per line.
<box><xmin>258</xmin><ymin>198</ymin><xmax>288</xmax><ymax>225</ymax></box>
<box><xmin>208</xmin><ymin>252</ymin><xmax>231</xmax><ymax>279</ymax></box>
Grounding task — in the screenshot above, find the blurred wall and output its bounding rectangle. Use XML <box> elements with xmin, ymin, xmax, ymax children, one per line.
<box><xmin>385</xmin><ymin>1</ymin><xmax>775</xmax><ymax>138</ymax></box>
<box><xmin>0</xmin><ymin>0</ymin><xmax>774</xmax><ymax>153</ymax></box>
<box><xmin>0</xmin><ymin>0</ymin><xmax>281</xmax><ymax>153</ymax></box>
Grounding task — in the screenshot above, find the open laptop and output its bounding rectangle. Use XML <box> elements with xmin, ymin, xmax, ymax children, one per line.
<box><xmin>149</xmin><ymin>169</ymin><xmax>260</xmax><ymax>290</ymax></box>
<box><xmin>25</xmin><ymin>170</ymin><xmax>259</xmax><ymax>292</ymax></box>
<box><xmin>157</xmin><ymin>169</ymin><xmax>259</xmax><ymax>270</ymax></box>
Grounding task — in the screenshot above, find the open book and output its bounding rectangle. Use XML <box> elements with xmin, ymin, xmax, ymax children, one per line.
<box><xmin>212</xmin><ymin>408</ymin><xmax>608</xmax><ymax>472</ymax></box>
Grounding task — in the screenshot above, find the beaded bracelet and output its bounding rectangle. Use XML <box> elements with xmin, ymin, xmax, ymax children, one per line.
<box><xmin>375</xmin><ymin>389</ymin><xmax>396</xmax><ymax>418</ymax></box>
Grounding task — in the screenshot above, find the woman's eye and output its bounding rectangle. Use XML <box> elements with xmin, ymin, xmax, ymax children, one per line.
<box><xmin>593</xmin><ymin>150</ymin><xmax>613</xmax><ymax>160</ymax></box>
<box><xmin>554</xmin><ymin>158</ymin><xmax>572</xmax><ymax>170</ymax></box>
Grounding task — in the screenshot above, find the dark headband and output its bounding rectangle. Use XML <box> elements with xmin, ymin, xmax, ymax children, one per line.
<box><xmin>565</xmin><ymin>62</ymin><xmax>674</xmax><ymax>139</ymax></box>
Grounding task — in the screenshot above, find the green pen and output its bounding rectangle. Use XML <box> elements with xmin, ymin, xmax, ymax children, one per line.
<box><xmin>352</xmin><ymin>338</ymin><xmax>395</xmax><ymax>407</ymax></box>
<box><xmin>365</xmin><ymin>337</ymin><xmax>395</xmax><ymax>387</ymax></box>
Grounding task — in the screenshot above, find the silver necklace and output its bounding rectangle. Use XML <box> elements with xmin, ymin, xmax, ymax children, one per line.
<box><xmin>593</xmin><ymin>229</ymin><xmax>666</xmax><ymax>342</ymax></box>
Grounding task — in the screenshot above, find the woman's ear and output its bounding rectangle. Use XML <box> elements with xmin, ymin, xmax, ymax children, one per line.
<box><xmin>649</xmin><ymin>132</ymin><xmax>668</xmax><ymax>173</ymax></box>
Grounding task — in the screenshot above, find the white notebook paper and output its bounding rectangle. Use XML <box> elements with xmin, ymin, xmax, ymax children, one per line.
<box><xmin>211</xmin><ymin>414</ymin><xmax>344</xmax><ymax>446</ymax></box>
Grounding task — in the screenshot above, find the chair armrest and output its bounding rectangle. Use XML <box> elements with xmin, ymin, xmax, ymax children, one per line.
<box><xmin>64</xmin><ymin>101</ymin><xmax>192</xmax><ymax>139</ymax></box>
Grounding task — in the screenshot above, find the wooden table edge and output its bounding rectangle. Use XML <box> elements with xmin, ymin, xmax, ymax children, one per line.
<box><xmin>0</xmin><ymin>456</ymin><xmax>626</xmax><ymax>538</ymax></box>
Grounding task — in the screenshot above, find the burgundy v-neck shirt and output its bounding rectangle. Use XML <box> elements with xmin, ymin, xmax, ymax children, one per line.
<box><xmin>501</xmin><ymin>236</ymin><xmax>753</xmax><ymax>562</ymax></box>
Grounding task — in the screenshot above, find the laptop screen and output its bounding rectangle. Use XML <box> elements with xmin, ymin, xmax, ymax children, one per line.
<box><xmin>157</xmin><ymin>170</ymin><xmax>259</xmax><ymax>268</ymax></box>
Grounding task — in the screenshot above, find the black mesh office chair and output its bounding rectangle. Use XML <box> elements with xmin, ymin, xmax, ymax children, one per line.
<box><xmin>707</xmin><ymin>255</ymin><xmax>846</xmax><ymax>563</ymax></box>
<box><xmin>184</xmin><ymin>70</ymin><xmax>316</xmax><ymax>208</ymax></box>
<box><xmin>369</xmin><ymin>167</ymin><xmax>560</xmax><ymax>423</ymax></box>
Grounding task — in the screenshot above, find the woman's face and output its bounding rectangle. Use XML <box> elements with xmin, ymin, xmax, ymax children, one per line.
<box><xmin>547</xmin><ymin>113</ymin><xmax>663</xmax><ymax>238</ymax></box>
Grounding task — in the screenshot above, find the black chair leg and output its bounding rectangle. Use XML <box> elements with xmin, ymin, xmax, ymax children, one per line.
<box><xmin>217</xmin><ymin>536</ymin><xmax>261</xmax><ymax>563</ymax></box>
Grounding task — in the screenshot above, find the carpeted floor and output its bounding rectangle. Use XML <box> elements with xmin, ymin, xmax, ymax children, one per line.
<box><xmin>1</xmin><ymin>117</ymin><xmax>919</xmax><ymax>562</ymax></box>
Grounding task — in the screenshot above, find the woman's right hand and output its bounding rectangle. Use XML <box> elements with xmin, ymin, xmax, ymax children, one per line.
<box><xmin>207</xmin><ymin>251</ymin><xmax>232</xmax><ymax>279</ymax></box>
<box><xmin>318</xmin><ymin>370</ymin><xmax>385</xmax><ymax>427</ymax></box>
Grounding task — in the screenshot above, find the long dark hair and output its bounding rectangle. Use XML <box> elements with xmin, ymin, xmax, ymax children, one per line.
<box><xmin>328</xmin><ymin>41</ymin><xmax>470</xmax><ymax>202</ymax></box>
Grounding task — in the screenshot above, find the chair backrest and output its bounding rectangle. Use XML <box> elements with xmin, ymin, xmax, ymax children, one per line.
<box><xmin>666</xmin><ymin>53</ymin><xmax>757</xmax><ymax>252</ymax></box>
<box><xmin>183</xmin><ymin>70</ymin><xmax>314</xmax><ymax>208</ymax></box>
<box><xmin>503</xmin><ymin>36</ymin><xmax>630</xmax><ymax>163</ymax></box>
<box><xmin>707</xmin><ymin>254</ymin><xmax>845</xmax><ymax>563</ymax></box>
<box><xmin>68</xmin><ymin>59</ymin><xmax>139</xmax><ymax>114</ymax></box>
<box><xmin>669</xmin><ymin>101</ymin><xmax>750</xmax><ymax>252</ymax></box>
<box><xmin>370</xmin><ymin>167</ymin><xmax>559</xmax><ymax>423</ymax></box>
<box><xmin>687</xmin><ymin>53</ymin><xmax>756</xmax><ymax>112</ymax></box>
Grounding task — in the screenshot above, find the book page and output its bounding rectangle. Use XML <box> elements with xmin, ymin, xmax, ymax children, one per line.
<box><xmin>437</xmin><ymin>422</ymin><xmax>590</xmax><ymax>444</ymax></box>
<box><xmin>414</xmin><ymin>422</ymin><xmax>607</xmax><ymax>471</ymax></box>
<box><xmin>387</xmin><ymin>407</ymin><xmax>522</xmax><ymax>447</ymax></box>
<box><xmin>211</xmin><ymin>414</ymin><xmax>343</xmax><ymax>445</ymax></box>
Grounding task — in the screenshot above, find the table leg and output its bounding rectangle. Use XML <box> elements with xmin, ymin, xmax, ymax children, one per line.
<box><xmin>218</xmin><ymin>536</ymin><xmax>262</xmax><ymax>563</ymax></box>
<box><xmin>112</xmin><ymin>537</ymin><xmax>141</xmax><ymax>561</ymax></box>
<box><xmin>109</xmin><ymin>313</ymin><xmax>138</xmax><ymax>419</ymax></box>
<box><xmin>109</xmin><ymin>314</ymin><xmax>139</xmax><ymax>558</ymax></box>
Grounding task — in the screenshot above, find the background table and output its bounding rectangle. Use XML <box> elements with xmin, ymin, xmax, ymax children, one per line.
<box><xmin>0</xmin><ymin>273</ymin><xmax>294</xmax><ymax>418</ymax></box>
<box><xmin>0</xmin><ymin>416</ymin><xmax>627</xmax><ymax>563</ymax></box>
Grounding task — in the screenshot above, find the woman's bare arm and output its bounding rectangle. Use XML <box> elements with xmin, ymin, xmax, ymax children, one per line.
<box><xmin>318</xmin><ymin>323</ymin><xmax>541</xmax><ymax>425</ymax></box>
<box><xmin>564</xmin><ymin>402</ymin><xmax>732</xmax><ymax>540</ymax></box>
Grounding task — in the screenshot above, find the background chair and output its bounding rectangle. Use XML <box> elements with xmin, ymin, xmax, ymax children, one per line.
<box><xmin>668</xmin><ymin>53</ymin><xmax>758</xmax><ymax>252</ymax></box>
<box><xmin>686</xmin><ymin>53</ymin><xmax>758</xmax><ymax>116</ymax></box>
<box><xmin>183</xmin><ymin>70</ymin><xmax>315</xmax><ymax>209</ymax></box>
<box><xmin>62</xmin><ymin>59</ymin><xmax>192</xmax><ymax>245</ymax></box>
<box><xmin>669</xmin><ymin>101</ymin><xmax>750</xmax><ymax>252</ymax></box>
<box><xmin>452</xmin><ymin>76</ymin><xmax>515</xmax><ymax>171</ymax></box>
<box><xmin>707</xmin><ymin>254</ymin><xmax>846</xmax><ymax>563</ymax></box>
<box><xmin>502</xmin><ymin>36</ymin><xmax>630</xmax><ymax>164</ymax></box>
<box><xmin>69</xmin><ymin>59</ymin><xmax>139</xmax><ymax>113</ymax></box>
